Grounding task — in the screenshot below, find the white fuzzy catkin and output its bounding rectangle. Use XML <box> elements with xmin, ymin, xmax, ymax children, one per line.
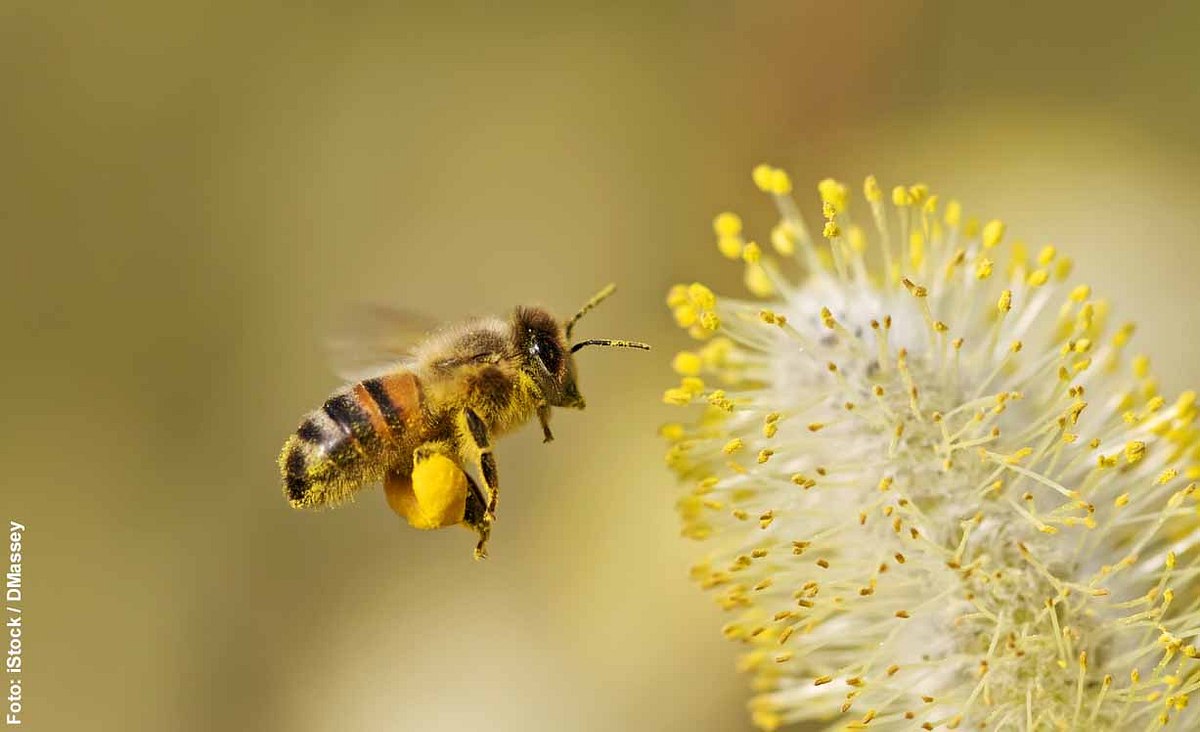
<box><xmin>663</xmin><ymin>169</ymin><xmax>1200</xmax><ymax>730</ymax></box>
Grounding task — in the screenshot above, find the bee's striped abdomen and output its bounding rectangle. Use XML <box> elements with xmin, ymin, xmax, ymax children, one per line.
<box><xmin>280</xmin><ymin>372</ymin><xmax>423</xmax><ymax>508</ymax></box>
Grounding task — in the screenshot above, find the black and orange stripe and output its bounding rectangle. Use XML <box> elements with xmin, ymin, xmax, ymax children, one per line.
<box><xmin>280</xmin><ymin>372</ymin><xmax>423</xmax><ymax>507</ymax></box>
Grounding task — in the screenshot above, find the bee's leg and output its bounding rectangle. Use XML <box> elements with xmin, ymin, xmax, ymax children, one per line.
<box><xmin>537</xmin><ymin>404</ymin><xmax>554</xmax><ymax>443</ymax></box>
<box><xmin>455</xmin><ymin>408</ymin><xmax>500</xmax><ymax>523</ymax></box>
<box><xmin>461</xmin><ymin>481</ymin><xmax>490</xmax><ymax>560</ymax></box>
<box><xmin>386</xmin><ymin>441</ymin><xmax>484</xmax><ymax>538</ymax></box>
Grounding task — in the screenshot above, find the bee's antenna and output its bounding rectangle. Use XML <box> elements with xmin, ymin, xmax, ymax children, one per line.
<box><xmin>565</xmin><ymin>283</ymin><xmax>618</xmax><ymax>340</ymax></box>
<box><xmin>570</xmin><ymin>339</ymin><xmax>651</xmax><ymax>354</ymax></box>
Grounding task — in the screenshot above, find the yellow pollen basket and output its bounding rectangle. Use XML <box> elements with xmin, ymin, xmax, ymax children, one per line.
<box><xmin>385</xmin><ymin>453</ymin><xmax>469</xmax><ymax>530</ymax></box>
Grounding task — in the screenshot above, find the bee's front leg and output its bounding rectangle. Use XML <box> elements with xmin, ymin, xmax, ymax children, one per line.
<box><xmin>537</xmin><ymin>404</ymin><xmax>554</xmax><ymax>443</ymax></box>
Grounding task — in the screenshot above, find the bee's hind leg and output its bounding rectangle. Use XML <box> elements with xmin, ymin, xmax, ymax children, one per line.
<box><xmin>461</xmin><ymin>482</ymin><xmax>491</xmax><ymax>560</ymax></box>
<box><xmin>388</xmin><ymin>440</ymin><xmax>492</xmax><ymax>559</ymax></box>
<box><xmin>413</xmin><ymin>430</ymin><xmax>496</xmax><ymax>560</ymax></box>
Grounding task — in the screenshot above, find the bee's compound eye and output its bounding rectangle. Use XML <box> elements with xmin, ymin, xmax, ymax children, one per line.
<box><xmin>531</xmin><ymin>332</ymin><xmax>562</xmax><ymax>374</ymax></box>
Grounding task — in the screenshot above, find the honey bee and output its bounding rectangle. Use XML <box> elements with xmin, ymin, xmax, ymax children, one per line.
<box><xmin>278</xmin><ymin>284</ymin><xmax>649</xmax><ymax>559</ymax></box>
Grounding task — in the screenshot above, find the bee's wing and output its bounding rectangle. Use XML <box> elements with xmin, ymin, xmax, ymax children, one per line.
<box><xmin>327</xmin><ymin>304</ymin><xmax>441</xmax><ymax>382</ymax></box>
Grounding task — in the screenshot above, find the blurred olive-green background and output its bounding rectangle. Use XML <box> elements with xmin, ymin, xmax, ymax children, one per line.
<box><xmin>4</xmin><ymin>2</ymin><xmax>1200</xmax><ymax>730</ymax></box>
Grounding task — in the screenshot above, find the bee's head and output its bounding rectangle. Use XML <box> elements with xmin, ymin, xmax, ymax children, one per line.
<box><xmin>513</xmin><ymin>306</ymin><xmax>584</xmax><ymax>409</ymax></box>
<box><xmin>513</xmin><ymin>284</ymin><xmax>649</xmax><ymax>410</ymax></box>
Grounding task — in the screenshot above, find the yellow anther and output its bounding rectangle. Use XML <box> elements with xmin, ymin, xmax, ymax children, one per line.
<box><xmin>768</xmin><ymin>169</ymin><xmax>792</xmax><ymax>195</ymax></box>
<box><xmin>742</xmin><ymin>241</ymin><xmax>763</xmax><ymax>264</ymax></box>
<box><xmin>1027</xmin><ymin>269</ymin><xmax>1048</xmax><ymax>287</ymax></box>
<box><xmin>1055</xmin><ymin>257</ymin><xmax>1073</xmax><ymax>280</ymax></box>
<box><xmin>722</xmin><ymin>438</ymin><xmax>745</xmax><ymax>455</ymax></box>
<box><xmin>1114</xmin><ymin>493</ymin><xmax>1130</xmax><ymax>507</ymax></box>
<box><xmin>908</xmin><ymin>184</ymin><xmax>929</xmax><ymax>204</ymax></box>
<box><xmin>944</xmin><ymin>199</ymin><xmax>962</xmax><ymax>228</ymax></box>
<box><xmin>744</xmin><ymin>262</ymin><xmax>774</xmax><ymax>297</ymax></box>
<box><xmin>1125</xmin><ymin>441</ymin><xmax>1146</xmax><ymax>464</ymax></box>
<box><xmin>818</xmin><ymin>178</ymin><xmax>848</xmax><ymax>214</ymax></box>
<box><xmin>758</xmin><ymin>309</ymin><xmax>787</xmax><ymax>327</ymax></box>
<box><xmin>823</xmin><ymin>220</ymin><xmax>841</xmax><ymax>239</ymax></box>
<box><xmin>847</xmin><ymin>225</ymin><xmax>867</xmax><ymax>253</ymax></box>
<box><xmin>700</xmin><ymin>337</ymin><xmax>732</xmax><ymax>366</ymax></box>
<box><xmin>658</xmin><ymin>423</ymin><xmax>685</xmax><ymax>441</ymax></box>
<box><xmin>891</xmin><ymin>185</ymin><xmax>911</xmax><ymax>207</ymax></box>
<box><xmin>1005</xmin><ymin>447</ymin><xmax>1033</xmax><ymax>464</ymax></box>
<box><xmin>666</xmin><ymin>284</ymin><xmax>689</xmax><ymax>308</ymax></box>
<box><xmin>757</xmin><ymin>449</ymin><xmax>774</xmax><ymax>464</ymax></box>
<box><xmin>923</xmin><ymin>194</ymin><xmax>938</xmax><ymax>216</ymax></box>
<box><xmin>820</xmin><ymin>307</ymin><xmax>837</xmax><ymax>329</ymax></box>
<box><xmin>975</xmin><ymin>257</ymin><xmax>993</xmax><ymax>279</ymax></box>
<box><xmin>1113</xmin><ymin>322</ymin><xmax>1135</xmax><ymax>347</ymax></box>
<box><xmin>1133</xmin><ymin>354</ymin><xmax>1150</xmax><ymax>378</ymax></box>
<box><xmin>770</xmin><ymin>223</ymin><xmax>795</xmax><ymax>256</ymax></box>
<box><xmin>717</xmin><ymin>235</ymin><xmax>743</xmax><ymax>259</ymax></box>
<box><xmin>902</xmin><ymin>278</ymin><xmax>928</xmax><ymax>298</ymax></box>
<box><xmin>1155</xmin><ymin>469</ymin><xmax>1178</xmax><ymax>485</ymax></box>
<box><xmin>982</xmin><ymin>219</ymin><xmax>1005</xmax><ymax>248</ymax></box>
<box><xmin>998</xmin><ymin>289</ymin><xmax>1013</xmax><ymax>313</ymax></box>
<box><xmin>700</xmin><ymin>311</ymin><xmax>720</xmax><ymax>331</ymax></box>
<box><xmin>673</xmin><ymin>303</ymin><xmax>698</xmax><ymax>328</ymax></box>
<box><xmin>909</xmin><ymin>231</ymin><xmax>925</xmax><ymax>268</ymax></box>
<box><xmin>821</xmin><ymin>200</ymin><xmax>836</xmax><ymax>220</ymax></box>
<box><xmin>1010</xmin><ymin>241</ymin><xmax>1028</xmax><ymax>271</ymax></box>
<box><xmin>713</xmin><ymin>212</ymin><xmax>742</xmax><ymax>237</ymax></box>
<box><xmin>672</xmin><ymin>351</ymin><xmax>703</xmax><ymax>376</ymax></box>
<box><xmin>663</xmin><ymin>388</ymin><xmax>692</xmax><ymax>406</ymax></box>
<box><xmin>1074</xmin><ymin>338</ymin><xmax>1092</xmax><ymax>353</ymax></box>
<box><xmin>680</xmin><ymin>377</ymin><xmax>705</xmax><ymax>396</ymax></box>
<box><xmin>1037</xmin><ymin>245</ymin><xmax>1057</xmax><ymax>265</ymax></box>
<box><xmin>1069</xmin><ymin>284</ymin><xmax>1091</xmax><ymax>302</ymax></box>
<box><xmin>864</xmin><ymin>175</ymin><xmax>882</xmax><ymax>203</ymax></box>
<box><xmin>752</xmin><ymin>164</ymin><xmax>775</xmax><ymax>192</ymax></box>
<box><xmin>688</xmin><ymin>282</ymin><xmax>716</xmax><ymax>310</ymax></box>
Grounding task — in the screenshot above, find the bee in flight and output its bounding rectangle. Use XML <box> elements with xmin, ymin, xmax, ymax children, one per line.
<box><xmin>278</xmin><ymin>284</ymin><xmax>649</xmax><ymax>559</ymax></box>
